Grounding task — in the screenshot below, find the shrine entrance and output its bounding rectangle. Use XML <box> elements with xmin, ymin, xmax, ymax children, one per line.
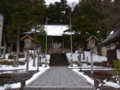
<box><xmin>49</xmin><ymin>36</ymin><xmax>64</xmax><ymax>53</ymax></box>
<box><xmin>52</xmin><ymin>36</ymin><xmax>64</xmax><ymax>49</ymax></box>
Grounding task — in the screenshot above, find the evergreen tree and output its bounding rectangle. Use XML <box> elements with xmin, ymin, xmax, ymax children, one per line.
<box><xmin>98</xmin><ymin>0</ymin><xmax>120</xmax><ymax>40</ymax></box>
<box><xmin>46</xmin><ymin>0</ymin><xmax>71</xmax><ymax>24</ymax></box>
<box><xmin>36</xmin><ymin>26</ymin><xmax>52</xmax><ymax>54</ymax></box>
<box><xmin>6</xmin><ymin>0</ymin><xmax>30</xmax><ymax>66</ymax></box>
<box><xmin>70</xmin><ymin>0</ymin><xmax>105</xmax><ymax>40</ymax></box>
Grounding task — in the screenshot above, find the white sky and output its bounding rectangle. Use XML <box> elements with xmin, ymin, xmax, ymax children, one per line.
<box><xmin>45</xmin><ymin>0</ymin><xmax>79</xmax><ymax>5</ymax></box>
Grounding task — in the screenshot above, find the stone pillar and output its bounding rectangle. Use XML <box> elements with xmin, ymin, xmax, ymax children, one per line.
<box><xmin>21</xmin><ymin>78</ymin><xmax>27</xmax><ymax>90</ymax></box>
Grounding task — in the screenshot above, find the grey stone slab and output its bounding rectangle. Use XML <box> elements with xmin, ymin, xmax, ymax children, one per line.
<box><xmin>60</xmin><ymin>79</ymin><xmax>67</xmax><ymax>86</ymax></box>
<box><xmin>23</xmin><ymin>66</ymin><xmax>95</xmax><ymax>90</ymax></box>
<box><xmin>24</xmin><ymin>86</ymin><xmax>40</xmax><ymax>90</ymax></box>
<box><xmin>45</xmin><ymin>80</ymin><xmax>53</xmax><ymax>86</ymax></box>
<box><xmin>40</xmin><ymin>87</ymin><xmax>56</xmax><ymax>90</ymax></box>
<box><xmin>39</xmin><ymin>86</ymin><xmax>57</xmax><ymax>90</ymax></box>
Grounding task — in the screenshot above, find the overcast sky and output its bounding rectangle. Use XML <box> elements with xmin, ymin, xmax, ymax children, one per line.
<box><xmin>45</xmin><ymin>0</ymin><xmax>79</xmax><ymax>5</ymax></box>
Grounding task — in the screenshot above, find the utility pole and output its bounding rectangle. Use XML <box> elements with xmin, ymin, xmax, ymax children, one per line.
<box><xmin>45</xmin><ymin>17</ymin><xmax>48</xmax><ymax>67</ymax></box>
<box><xmin>70</xmin><ymin>17</ymin><xmax>73</xmax><ymax>67</ymax></box>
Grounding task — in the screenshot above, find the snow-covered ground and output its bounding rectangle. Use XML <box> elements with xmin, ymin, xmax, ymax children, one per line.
<box><xmin>67</xmin><ymin>51</ymin><xmax>120</xmax><ymax>89</ymax></box>
<box><xmin>0</xmin><ymin>51</ymin><xmax>50</xmax><ymax>90</ymax></box>
<box><xmin>0</xmin><ymin>50</ymin><xmax>120</xmax><ymax>90</ymax></box>
<box><xmin>66</xmin><ymin>50</ymin><xmax>107</xmax><ymax>63</ymax></box>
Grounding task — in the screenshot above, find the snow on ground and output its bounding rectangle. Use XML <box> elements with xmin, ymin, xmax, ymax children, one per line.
<box><xmin>0</xmin><ymin>50</ymin><xmax>120</xmax><ymax>89</ymax></box>
<box><xmin>66</xmin><ymin>50</ymin><xmax>107</xmax><ymax>63</ymax></box>
<box><xmin>103</xmin><ymin>80</ymin><xmax>120</xmax><ymax>88</ymax></box>
<box><xmin>0</xmin><ymin>50</ymin><xmax>50</xmax><ymax>90</ymax></box>
<box><xmin>72</xmin><ymin>68</ymin><xmax>120</xmax><ymax>90</ymax></box>
<box><xmin>66</xmin><ymin>50</ymin><xmax>109</xmax><ymax>69</ymax></box>
<box><xmin>0</xmin><ymin>66</ymin><xmax>50</xmax><ymax>90</ymax></box>
<box><xmin>67</xmin><ymin>50</ymin><xmax>120</xmax><ymax>89</ymax></box>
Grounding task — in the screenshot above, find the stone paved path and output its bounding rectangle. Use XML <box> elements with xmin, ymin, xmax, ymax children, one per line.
<box><xmin>24</xmin><ymin>67</ymin><xmax>95</xmax><ymax>90</ymax></box>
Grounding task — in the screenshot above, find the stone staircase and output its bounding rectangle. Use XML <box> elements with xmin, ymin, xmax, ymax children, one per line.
<box><xmin>50</xmin><ymin>53</ymin><xmax>69</xmax><ymax>66</ymax></box>
<box><xmin>49</xmin><ymin>48</ymin><xmax>71</xmax><ymax>53</ymax></box>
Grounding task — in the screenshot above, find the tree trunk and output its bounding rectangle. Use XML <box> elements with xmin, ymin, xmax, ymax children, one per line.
<box><xmin>3</xmin><ymin>35</ymin><xmax>6</xmax><ymax>59</ymax></box>
<box><xmin>16</xmin><ymin>40</ymin><xmax>19</xmax><ymax>67</ymax></box>
<box><xmin>33</xmin><ymin>26</ymin><xmax>37</xmax><ymax>67</ymax></box>
<box><xmin>3</xmin><ymin>41</ymin><xmax>6</xmax><ymax>59</ymax></box>
<box><xmin>33</xmin><ymin>44</ymin><xmax>36</xmax><ymax>67</ymax></box>
<box><xmin>16</xmin><ymin>25</ymin><xmax>20</xmax><ymax>67</ymax></box>
<box><xmin>11</xmin><ymin>43</ymin><xmax>13</xmax><ymax>53</ymax></box>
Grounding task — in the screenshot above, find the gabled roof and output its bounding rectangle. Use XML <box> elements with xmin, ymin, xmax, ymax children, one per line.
<box><xmin>98</xmin><ymin>30</ymin><xmax>120</xmax><ymax>46</ymax></box>
<box><xmin>77</xmin><ymin>45</ymin><xmax>85</xmax><ymax>49</ymax></box>
<box><xmin>87</xmin><ymin>35</ymin><xmax>99</xmax><ymax>41</ymax></box>
<box><xmin>21</xmin><ymin>35</ymin><xmax>33</xmax><ymax>41</ymax></box>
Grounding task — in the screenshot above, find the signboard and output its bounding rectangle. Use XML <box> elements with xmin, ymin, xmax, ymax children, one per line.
<box><xmin>24</xmin><ymin>39</ymin><xmax>31</xmax><ymax>49</ymax></box>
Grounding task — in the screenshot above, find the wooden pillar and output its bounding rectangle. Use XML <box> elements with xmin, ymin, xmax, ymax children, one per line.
<box><xmin>52</xmin><ymin>39</ymin><xmax>54</xmax><ymax>53</ymax></box>
<box><xmin>62</xmin><ymin>39</ymin><xmax>64</xmax><ymax>53</ymax></box>
<box><xmin>53</xmin><ymin>39</ymin><xmax>55</xmax><ymax>48</ymax></box>
<box><xmin>56</xmin><ymin>39</ymin><xmax>58</xmax><ymax>48</ymax></box>
<box><xmin>56</xmin><ymin>39</ymin><xmax>57</xmax><ymax>48</ymax></box>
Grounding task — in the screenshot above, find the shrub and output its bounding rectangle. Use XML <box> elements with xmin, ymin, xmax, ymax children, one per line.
<box><xmin>0</xmin><ymin>74</ymin><xmax>11</xmax><ymax>86</ymax></box>
<box><xmin>112</xmin><ymin>59</ymin><xmax>120</xmax><ymax>84</ymax></box>
<box><xmin>18</xmin><ymin>61</ymin><xmax>25</xmax><ymax>65</ymax></box>
<box><xmin>8</xmin><ymin>53</ymin><xmax>25</xmax><ymax>59</ymax></box>
<box><xmin>0</xmin><ymin>60</ymin><xmax>11</xmax><ymax>65</ymax></box>
<box><xmin>8</xmin><ymin>54</ymin><xmax>14</xmax><ymax>59</ymax></box>
<box><xmin>113</xmin><ymin>59</ymin><xmax>120</xmax><ymax>74</ymax></box>
<box><xmin>92</xmin><ymin>70</ymin><xmax>112</xmax><ymax>81</ymax></box>
<box><xmin>0</xmin><ymin>60</ymin><xmax>25</xmax><ymax>65</ymax></box>
<box><xmin>73</xmin><ymin>61</ymin><xmax>80</xmax><ymax>66</ymax></box>
<box><xmin>0</xmin><ymin>74</ymin><xmax>11</xmax><ymax>78</ymax></box>
<box><xmin>18</xmin><ymin>53</ymin><xmax>25</xmax><ymax>58</ymax></box>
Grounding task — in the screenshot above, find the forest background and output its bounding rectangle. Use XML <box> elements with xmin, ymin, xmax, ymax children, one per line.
<box><xmin>0</xmin><ymin>0</ymin><xmax>120</xmax><ymax>55</ymax></box>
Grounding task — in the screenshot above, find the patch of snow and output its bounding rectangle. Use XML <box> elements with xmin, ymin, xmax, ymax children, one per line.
<box><xmin>66</xmin><ymin>51</ymin><xmax>107</xmax><ymax>63</ymax></box>
<box><xmin>0</xmin><ymin>50</ymin><xmax>50</xmax><ymax>89</ymax></box>
<box><xmin>0</xmin><ymin>50</ymin><xmax>118</xmax><ymax>89</ymax></box>
<box><xmin>103</xmin><ymin>80</ymin><xmax>120</xmax><ymax>88</ymax></box>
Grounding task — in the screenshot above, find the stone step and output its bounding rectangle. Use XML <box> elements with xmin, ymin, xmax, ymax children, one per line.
<box><xmin>50</xmin><ymin>53</ymin><xmax>69</xmax><ymax>66</ymax></box>
<box><xmin>49</xmin><ymin>48</ymin><xmax>71</xmax><ymax>53</ymax></box>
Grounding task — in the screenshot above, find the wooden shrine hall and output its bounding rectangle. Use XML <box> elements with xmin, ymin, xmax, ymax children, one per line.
<box><xmin>49</xmin><ymin>36</ymin><xmax>70</xmax><ymax>53</ymax></box>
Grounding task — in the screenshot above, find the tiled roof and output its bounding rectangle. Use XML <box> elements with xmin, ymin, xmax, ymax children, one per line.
<box><xmin>98</xmin><ymin>30</ymin><xmax>120</xmax><ymax>46</ymax></box>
